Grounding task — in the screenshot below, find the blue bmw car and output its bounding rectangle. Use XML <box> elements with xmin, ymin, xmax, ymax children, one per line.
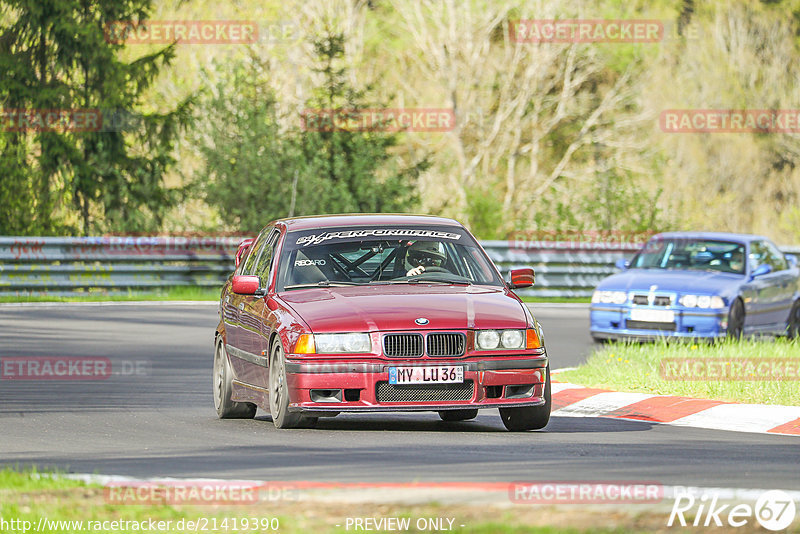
<box><xmin>590</xmin><ymin>232</ymin><xmax>800</xmax><ymax>340</ymax></box>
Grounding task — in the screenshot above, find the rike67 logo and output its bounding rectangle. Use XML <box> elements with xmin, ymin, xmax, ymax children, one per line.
<box><xmin>668</xmin><ymin>489</ymin><xmax>797</xmax><ymax>531</ymax></box>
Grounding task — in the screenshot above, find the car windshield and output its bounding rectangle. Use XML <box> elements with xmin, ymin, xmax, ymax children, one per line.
<box><xmin>276</xmin><ymin>226</ymin><xmax>503</xmax><ymax>290</ymax></box>
<box><xmin>631</xmin><ymin>238</ymin><xmax>746</xmax><ymax>274</ymax></box>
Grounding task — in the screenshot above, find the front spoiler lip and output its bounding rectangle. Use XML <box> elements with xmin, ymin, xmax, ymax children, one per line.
<box><xmin>289</xmin><ymin>399</ymin><xmax>547</xmax><ymax>413</ymax></box>
<box><xmin>591</xmin><ymin>329</ymin><xmax>726</xmax><ymax>341</ymax></box>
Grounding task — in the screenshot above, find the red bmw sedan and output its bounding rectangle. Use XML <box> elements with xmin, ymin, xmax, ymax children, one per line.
<box><xmin>213</xmin><ymin>214</ymin><xmax>551</xmax><ymax>431</ymax></box>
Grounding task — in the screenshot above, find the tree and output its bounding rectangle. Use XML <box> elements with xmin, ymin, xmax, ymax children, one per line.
<box><xmin>197</xmin><ymin>30</ymin><xmax>427</xmax><ymax>233</ymax></box>
<box><xmin>196</xmin><ymin>54</ymin><xmax>302</xmax><ymax>234</ymax></box>
<box><xmin>386</xmin><ymin>0</ymin><xmax>657</xmax><ymax>236</ymax></box>
<box><xmin>0</xmin><ymin>0</ymin><xmax>192</xmax><ymax>235</ymax></box>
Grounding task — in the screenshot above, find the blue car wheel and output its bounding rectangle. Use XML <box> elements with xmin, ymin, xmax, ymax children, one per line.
<box><xmin>789</xmin><ymin>300</ymin><xmax>800</xmax><ymax>339</ymax></box>
<box><xmin>727</xmin><ymin>299</ymin><xmax>745</xmax><ymax>339</ymax></box>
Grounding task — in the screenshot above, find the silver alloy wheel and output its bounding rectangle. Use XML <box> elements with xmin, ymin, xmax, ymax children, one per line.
<box><xmin>268</xmin><ymin>339</ymin><xmax>309</xmax><ymax>428</ymax></box>
<box><xmin>213</xmin><ymin>336</ymin><xmax>256</xmax><ymax>419</ymax></box>
<box><xmin>269</xmin><ymin>342</ymin><xmax>285</xmax><ymax>418</ymax></box>
<box><xmin>213</xmin><ymin>339</ymin><xmax>225</xmax><ymax>411</ymax></box>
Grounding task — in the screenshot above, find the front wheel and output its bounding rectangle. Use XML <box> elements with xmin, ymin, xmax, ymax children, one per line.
<box><xmin>213</xmin><ymin>337</ymin><xmax>257</xmax><ymax>419</ymax></box>
<box><xmin>268</xmin><ymin>340</ymin><xmax>316</xmax><ymax>429</ymax></box>
<box><xmin>727</xmin><ymin>299</ymin><xmax>745</xmax><ymax>339</ymax></box>
<box><xmin>438</xmin><ymin>409</ymin><xmax>479</xmax><ymax>422</ymax></box>
<box><xmin>788</xmin><ymin>300</ymin><xmax>800</xmax><ymax>339</ymax></box>
<box><xmin>499</xmin><ymin>366</ymin><xmax>551</xmax><ymax>431</ymax></box>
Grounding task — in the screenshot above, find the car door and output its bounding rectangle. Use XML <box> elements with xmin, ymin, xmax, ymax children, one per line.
<box><xmin>225</xmin><ymin>229</ymin><xmax>271</xmax><ymax>370</ymax></box>
<box><xmin>237</xmin><ymin>228</ymin><xmax>280</xmax><ymax>384</ymax></box>
<box><xmin>747</xmin><ymin>240</ymin><xmax>793</xmax><ymax>330</ymax></box>
<box><xmin>759</xmin><ymin>240</ymin><xmax>795</xmax><ymax>330</ymax></box>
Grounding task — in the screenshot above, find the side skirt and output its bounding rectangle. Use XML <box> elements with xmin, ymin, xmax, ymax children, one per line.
<box><xmin>231</xmin><ymin>380</ymin><xmax>269</xmax><ymax>411</ymax></box>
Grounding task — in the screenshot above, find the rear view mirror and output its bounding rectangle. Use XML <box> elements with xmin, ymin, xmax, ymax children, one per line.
<box><xmin>786</xmin><ymin>254</ymin><xmax>798</xmax><ymax>269</ymax></box>
<box><xmin>615</xmin><ymin>258</ymin><xmax>631</xmax><ymax>270</ymax></box>
<box><xmin>509</xmin><ymin>268</ymin><xmax>535</xmax><ymax>289</ymax></box>
<box><xmin>235</xmin><ymin>238</ymin><xmax>254</xmax><ymax>268</ymax></box>
<box><xmin>231</xmin><ymin>275</ymin><xmax>261</xmax><ymax>295</ymax></box>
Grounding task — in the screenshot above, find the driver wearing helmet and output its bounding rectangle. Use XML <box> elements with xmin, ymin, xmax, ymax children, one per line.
<box><xmin>405</xmin><ymin>240</ymin><xmax>447</xmax><ymax>276</ymax></box>
<box><xmin>727</xmin><ymin>248</ymin><xmax>745</xmax><ymax>273</ymax></box>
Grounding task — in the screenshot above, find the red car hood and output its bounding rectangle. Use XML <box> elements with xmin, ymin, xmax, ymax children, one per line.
<box><xmin>278</xmin><ymin>284</ymin><xmax>529</xmax><ymax>332</ymax></box>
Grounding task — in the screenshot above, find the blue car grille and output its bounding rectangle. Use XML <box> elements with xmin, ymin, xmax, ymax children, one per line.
<box><xmin>632</xmin><ymin>294</ymin><xmax>673</xmax><ymax>306</ymax></box>
<box><xmin>626</xmin><ymin>320</ymin><xmax>677</xmax><ymax>331</ymax></box>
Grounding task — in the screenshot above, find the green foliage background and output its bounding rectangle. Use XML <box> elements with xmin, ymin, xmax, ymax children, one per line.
<box><xmin>3</xmin><ymin>0</ymin><xmax>800</xmax><ymax>240</ymax></box>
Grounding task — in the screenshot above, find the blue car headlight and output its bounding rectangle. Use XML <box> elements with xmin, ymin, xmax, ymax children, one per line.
<box><xmin>591</xmin><ymin>290</ymin><xmax>627</xmax><ymax>304</ymax></box>
<box><xmin>678</xmin><ymin>295</ymin><xmax>725</xmax><ymax>309</ymax></box>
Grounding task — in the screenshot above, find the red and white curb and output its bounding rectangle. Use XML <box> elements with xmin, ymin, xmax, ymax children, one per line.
<box><xmin>551</xmin><ymin>381</ymin><xmax>800</xmax><ymax>436</ymax></box>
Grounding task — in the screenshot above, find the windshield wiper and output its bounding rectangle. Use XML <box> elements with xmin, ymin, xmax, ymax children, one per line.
<box><xmin>405</xmin><ymin>277</ymin><xmax>472</xmax><ymax>286</ymax></box>
<box><xmin>284</xmin><ymin>281</ymin><xmax>361</xmax><ymax>290</ymax></box>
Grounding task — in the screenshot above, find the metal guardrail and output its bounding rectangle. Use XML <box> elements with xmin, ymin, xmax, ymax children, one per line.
<box><xmin>0</xmin><ymin>237</ymin><xmax>239</xmax><ymax>297</ymax></box>
<box><xmin>1</xmin><ymin>236</ymin><xmax>798</xmax><ymax>297</ymax></box>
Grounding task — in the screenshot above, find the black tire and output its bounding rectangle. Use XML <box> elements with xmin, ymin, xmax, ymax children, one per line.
<box><xmin>213</xmin><ymin>337</ymin><xmax>257</xmax><ymax>419</ymax></box>
<box><xmin>788</xmin><ymin>300</ymin><xmax>800</xmax><ymax>339</ymax></box>
<box><xmin>438</xmin><ymin>409</ymin><xmax>479</xmax><ymax>422</ymax></box>
<box><xmin>268</xmin><ymin>339</ymin><xmax>315</xmax><ymax>429</ymax></box>
<box><xmin>499</xmin><ymin>366</ymin><xmax>551</xmax><ymax>431</ymax></box>
<box><xmin>727</xmin><ymin>299</ymin><xmax>745</xmax><ymax>339</ymax></box>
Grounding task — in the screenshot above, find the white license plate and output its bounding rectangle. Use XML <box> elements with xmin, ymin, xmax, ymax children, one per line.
<box><xmin>389</xmin><ymin>366</ymin><xmax>464</xmax><ymax>385</ymax></box>
<box><xmin>630</xmin><ymin>308</ymin><xmax>675</xmax><ymax>323</ymax></box>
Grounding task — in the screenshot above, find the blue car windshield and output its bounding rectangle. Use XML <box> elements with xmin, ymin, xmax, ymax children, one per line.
<box><xmin>631</xmin><ymin>239</ymin><xmax>746</xmax><ymax>274</ymax></box>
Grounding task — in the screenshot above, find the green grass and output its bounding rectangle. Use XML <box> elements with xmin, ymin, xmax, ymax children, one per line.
<box><xmin>559</xmin><ymin>338</ymin><xmax>800</xmax><ymax>405</ymax></box>
<box><xmin>0</xmin><ymin>468</ymin><xmax>657</xmax><ymax>533</ymax></box>
<box><xmin>0</xmin><ymin>467</ymin><xmax>87</xmax><ymax>491</ymax></box>
<box><xmin>0</xmin><ymin>286</ymin><xmax>220</xmax><ymax>303</ymax></box>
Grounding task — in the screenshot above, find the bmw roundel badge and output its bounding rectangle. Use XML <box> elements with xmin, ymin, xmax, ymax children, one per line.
<box><xmin>415</xmin><ymin>317</ymin><xmax>429</xmax><ymax>326</ymax></box>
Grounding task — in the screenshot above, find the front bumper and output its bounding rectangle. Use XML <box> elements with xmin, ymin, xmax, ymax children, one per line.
<box><xmin>590</xmin><ymin>305</ymin><xmax>728</xmax><ymax>341</ymax></box>
<box><xmin>284</xmin><ymin>355</ymin><xmax>548</xmax><ymax>413</ymax></box>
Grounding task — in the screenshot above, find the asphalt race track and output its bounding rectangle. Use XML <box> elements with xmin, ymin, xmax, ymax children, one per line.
<box><xmin>1</xmin><ymin>303</ymin><xmax>798</xmax><ymax>490</ymax></box>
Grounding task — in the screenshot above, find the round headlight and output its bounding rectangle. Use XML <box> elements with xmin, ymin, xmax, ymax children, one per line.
<box><xmin>314</xmin><ymin>334</ymin><xmax>341</xmax><ymax>353</ymax></box>
<box><xmin>342</xmin><ymin>333</ymin><xmax>370</xmax><ymax>352</ymax></box>
<box><xmin>501</xmin><ymin>330</ymin><xmax>524</xmax><ymax>349</ymax></box>
<box><xmin>611</xmin><ymin>291</ymin><xmax>627</xmax><ymax>304</ymax></box>
<box><xmin>477</xmin><ymin>330</ymin><xmax>500</xmax><ymax>350</ymax></box>
<box><xmin>681</xmin><ymin>294</ymin><xmax>697</xmax><ymax>308</ymax></box>
<box><xmin>697</xmin><ymin>295</ymin><xmax>712</xmax><ymax>308</ymax></box>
